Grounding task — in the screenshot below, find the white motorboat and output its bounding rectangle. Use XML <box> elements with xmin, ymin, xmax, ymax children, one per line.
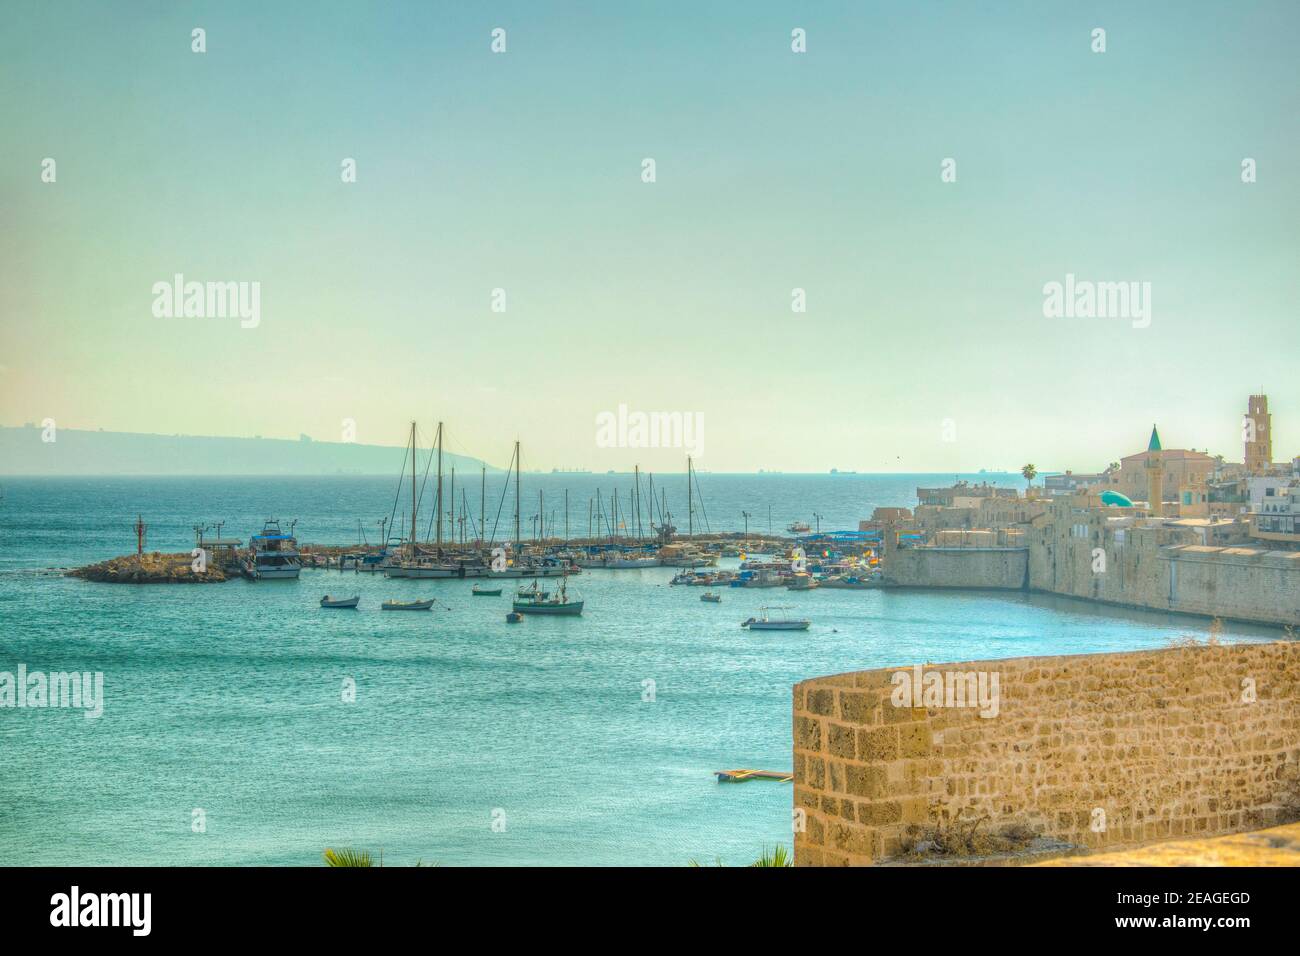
<box><xmin>741</xmin><ymin>606</ymin><xmax>810</xmax><ymax>631</ymax></box>
<box><xmin>246</xmin><ymin>519</ymin><xmax>302</xmax><ymax>580</ymax></box>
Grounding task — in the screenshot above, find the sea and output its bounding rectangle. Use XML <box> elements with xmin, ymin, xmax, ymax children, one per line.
<box><xmin>0</xmin><ymin>474</ymin><xmax>1284</xmax><ymax>866</ymax></box>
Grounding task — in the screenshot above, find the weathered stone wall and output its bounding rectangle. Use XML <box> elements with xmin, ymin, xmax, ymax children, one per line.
<box><xmin>885</xmin><ymin>547</ymin><xmax>1028</xmax><ymax>590</ymax></box>
<box><xmin>1028</xmin><ymin>509</ymin><xmax>1300</xmax><ymax>627</ymax></box>
<box><xmin>792</xmin><ymin>641</ymin><xmax>1300</xmax><ymax>866</ymax></box>
<box><xmin>883</xmin><ymin>505</ymin><xmax>1300</xmax><ymax>626</ymax></box>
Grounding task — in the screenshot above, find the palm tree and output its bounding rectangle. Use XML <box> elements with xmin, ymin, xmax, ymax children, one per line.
<box><xmin>750</xmin><ymin>845</ymin><xmax>793</xmax><ymax>867</ymax></box>
<box><xmin>1020</xmin><ymin>464</ymin><xmax>1037</xmax><ymax>493</ymax></box>
<box><xmin>689</xmin><ymin>845</ymin><xmax>793</xmax><ymax>867</ymax></box>
<box><xmin>323</xmin><ymin>847</ymin><xmax>373</xmax><ymax>867</ymax></box>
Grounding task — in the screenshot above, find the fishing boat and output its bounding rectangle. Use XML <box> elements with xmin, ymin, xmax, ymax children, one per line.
<box><xmin>787</xmin><ymin>520</ymin><xmax>812</xmax><ymax>534</ymax></box>
<box><xmin>320</xmin><ymin>595</ymin><xmax>360</xmax><ymax>608</ymax></box>
<box><xmin>512</xmin><ymin>578</ymin><xmax>583</xmax><ymax>616</ymax></box>
<box><xmin>472</xmin><ymin>584</ymin><xmax>502</xmax><ymax>596</ymax></box>
<box><xmin>245</xmin><ymin>519</ymin><xmax>302</xmax><ymax>579</ymax></box>
<box><xmin>381</xmin><ymin>599</ymin><xmax>434</xmax><ymax>611</ymax></box>
<box><xmin>700</xmin><ymin>591</ymin><xmax>722</xmax><ymax>603</ymax></box>
<box><xmin>741</xmin><ymin>606</ymin><xmax>810</xmax><ymax>631</ymax></box>
<box><xmin>787</xmin><ymin>572</ymin><xmax>819</xmax><ymax>591</ymax></box>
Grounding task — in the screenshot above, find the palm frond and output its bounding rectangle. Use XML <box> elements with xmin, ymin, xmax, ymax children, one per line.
<box><xmin>750</xmin><ymin>845</ymin><xmax>793</xmax><ymax>867</ymax></box>
<box><xmin>323</xmin><ymin>847</ymin><xmax>374</xmax><ymax>867</ymax></box>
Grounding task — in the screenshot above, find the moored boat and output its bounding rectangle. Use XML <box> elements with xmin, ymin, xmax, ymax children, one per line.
<box><xmin>245</xmin><ymin>519</ymin><xmax>302</xmax><ymax>580</ymax></box>
<box><xmin>700</xmin><ymin>591</ymin><xmax>722</xmax><ymax>603</ymax></box>
<box><xmin>741</xmin><ymin>606</ymin><xmax>810</xmax><ymax>631</ymax></box>
<box><xmin>472</xmin><ymin>584</ymin><xmax>502</xmax><ymax>596</ymax></box>
<box><xmin>320</xmin><ymin>595</ymin><xmax>360</xmax><ymax>608</ymax></box>
<box><xmin>381</xmin><ymin>598</ymin><xmax>434</xmax><ymax>611</ymax></box>
<box><xmin>512</xmin><ymin>578</ymin><xmax>583</xmax><ymax>616</ymax></box>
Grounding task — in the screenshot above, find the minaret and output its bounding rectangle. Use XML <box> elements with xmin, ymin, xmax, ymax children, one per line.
<box><xmin>1244</xmin><ymin>394</ymin><xmax>1271</xmax><ymax>475</ymax></box>
<box><xmin>1145</xmin><ymin>425</ymin><xmax>1163</xmax><ymax>517</ymax></box>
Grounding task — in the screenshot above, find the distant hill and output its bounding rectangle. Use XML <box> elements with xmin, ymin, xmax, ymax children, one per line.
<box><xmin>0</xmin><ymin>425</ymin><xmax>500</xmax><ymax>476</ymax></box>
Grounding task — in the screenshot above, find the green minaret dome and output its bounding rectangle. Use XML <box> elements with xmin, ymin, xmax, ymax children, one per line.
<box><xmin>1147</xmin><ymin>425</ymin><xmax>1162</xmax><ymax>452</ymax></box>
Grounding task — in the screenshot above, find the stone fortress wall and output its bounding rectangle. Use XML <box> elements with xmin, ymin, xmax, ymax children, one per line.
<box><xmin>792</xmin><ymin>641</ymin><xmax>1300</xmax><ymax>866</ymax></box>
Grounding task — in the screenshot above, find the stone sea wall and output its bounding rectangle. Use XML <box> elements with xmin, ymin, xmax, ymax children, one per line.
<box><xmin>885</xmin><ymin>546</ymin><xmax>1027</xmax><ymax>590</ymax></box>
<box><xmin>792</xmin><ymin>641</ymin><xmax>1300</xmax><ymax>866</ymax></box>
<box><xmin>883</xmin><ymin>515</ymin><xmax>1300</xmax><ymax>627</ymax></box>
<box><xmin>1028</xmin><ymin>520</ymin><xmax>1300</xmax><ymax>627</ymax></box>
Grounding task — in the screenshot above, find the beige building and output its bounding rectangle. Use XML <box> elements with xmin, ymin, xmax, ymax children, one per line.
<box><xmin>1100</xmin><ymin>425</ymin><xmax>1215</xmax><ymax>508</ymax></box>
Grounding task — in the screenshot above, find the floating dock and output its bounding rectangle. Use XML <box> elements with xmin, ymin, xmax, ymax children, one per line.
<box><xmin>714</xmin><ymin>768</ymin><xmax>793</xmax><ymax>783</ymax></box>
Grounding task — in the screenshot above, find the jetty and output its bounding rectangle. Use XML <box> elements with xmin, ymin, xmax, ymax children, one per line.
<box><xmin>68</xmin><ymin>552</ymin><xmax>229</xmax><ymax>584</ymax></box>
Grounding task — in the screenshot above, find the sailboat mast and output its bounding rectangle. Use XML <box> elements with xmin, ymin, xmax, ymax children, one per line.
<box><xmin>688</xmin><ymin>456</ymin><xmax>693</xmax><ymax>539</ymax></box>
<box><xmin>435</xmin><ymin>421</ymin><xmax>444</xmax><ymax>549</ymax></box>
<box><xmin>480</xmin><ymin>466</ymin><xmax>486</xmax><ymax>548</ymax></box>
<box><xmin>514</xmin><ymin>440</ymin><xmax>521</xmax><ymax>554</ymax></box>
<box><xmin>410</xmin><ymin>421</ymin><xmax>417</xmax><ymax>559</ymax></box>
<box><xmin>634</xmin><ymin>466</ymin><xmax>642</xmax><ymax>540</ymax></box>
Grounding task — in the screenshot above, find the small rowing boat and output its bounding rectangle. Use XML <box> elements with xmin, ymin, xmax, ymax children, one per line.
<box><xmin>381</xmin><ymin>599</ymin><xmax>434</xmax><ymax>611</ymax></box>
<box><xmin>472</xmin><ymin>584</ymin><xmax>503</xmax><ymax>596</ymax></box>
<box><xmin>320</xmin><ymin>595</ymin><xmax>360</xmax><ymax>609</ymax></box>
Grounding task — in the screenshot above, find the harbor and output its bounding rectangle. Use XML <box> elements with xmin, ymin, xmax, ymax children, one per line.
<box><xmin>5</xmin><ymin>476</ymin><xmax>1284</xmax><ymax>867</ymax></box>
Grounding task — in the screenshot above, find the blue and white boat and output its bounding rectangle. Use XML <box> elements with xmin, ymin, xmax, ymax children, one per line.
<box><xmin>245</xmin><ymin>519</ymin><xmax>302</xmax><ymax>580</ymax></box>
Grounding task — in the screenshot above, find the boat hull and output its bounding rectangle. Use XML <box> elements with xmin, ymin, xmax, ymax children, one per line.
<box><xmin>254</xmin><ymin>567</ymin><xmax>301</xmax><ymax>580</ymax></box>
<box><xmin>401</xmin><ymin>566</ymin><xmax>460</xmax><ymax>579</ymax></box>
<box><xmin>511</xmin><ymin>602</ymin><xmax>583</xmax><ymax>616</ymax></box>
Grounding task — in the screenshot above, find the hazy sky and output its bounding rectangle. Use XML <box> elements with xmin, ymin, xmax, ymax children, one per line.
<box><xmin>3</xmin><ymin>1</ymin><xmax>1296</xmax><ymax>473</ymax></box>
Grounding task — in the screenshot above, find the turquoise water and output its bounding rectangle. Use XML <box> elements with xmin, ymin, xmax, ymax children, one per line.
<box><xmin>0</xmin><ymin>476</ymin><xmax>1283</xmax><ymax>866</ymax></box>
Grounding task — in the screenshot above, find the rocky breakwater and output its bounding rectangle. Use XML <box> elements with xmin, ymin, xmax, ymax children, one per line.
<box><xmin>68</xmin><ymin>552</ymin><xmax>229</xmax><ymax>583</ymax></box>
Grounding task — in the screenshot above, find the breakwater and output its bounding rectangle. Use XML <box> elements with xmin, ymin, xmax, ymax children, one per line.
<box><xmin>68</xmin><ymin>553</ymin><xmax>228</xmax><ymax>583</ymax></box>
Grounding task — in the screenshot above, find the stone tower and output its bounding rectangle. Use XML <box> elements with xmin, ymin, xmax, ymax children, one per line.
<box><xmin>1245</xmin><ymin>394</ymin><xmax>1272</xmax><ymax>475</ymax></box>
<box><xmin>1145</xmin><ymin>425</ymin><xmax>1163</xmax><ymax>517</ymax></box>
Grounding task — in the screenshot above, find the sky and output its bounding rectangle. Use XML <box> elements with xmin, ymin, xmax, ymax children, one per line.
<box><xmin>2</xmin><ymin>1</ymin><xmax>1297</xmax><ymax>473</ymax></box>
